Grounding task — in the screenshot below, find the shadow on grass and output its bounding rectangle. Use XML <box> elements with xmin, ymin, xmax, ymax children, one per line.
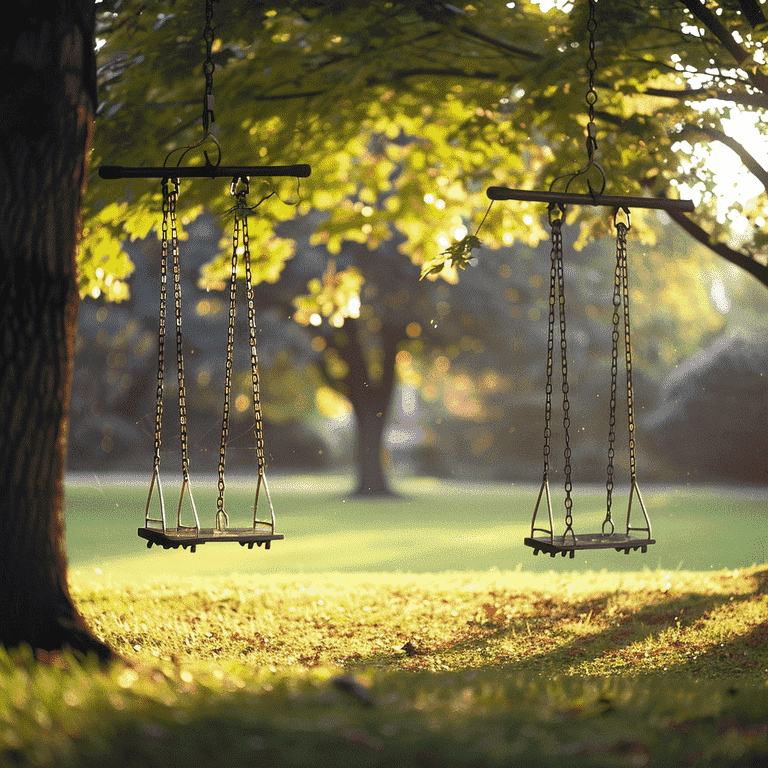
<box><xmin>354</xmin><ymin>567</ymin><xmax>768</xmax><ymax>678</ymax></box>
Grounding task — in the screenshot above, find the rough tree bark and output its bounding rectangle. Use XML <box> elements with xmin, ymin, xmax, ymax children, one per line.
<box><xmin>0</xmin><ymin>0</ymin><xmax>113</xmax><ymax>659</ymax></box>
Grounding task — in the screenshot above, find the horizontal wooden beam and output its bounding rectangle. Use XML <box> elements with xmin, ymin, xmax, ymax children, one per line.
<box><xmin>486</xmin><ymin>186</ymin><xmax>695</xmax><ymax>213</ymax></box>
<box><xmin>99</xmin><ymin>164</ymin><xmax>311</xmax><ymax>180</ymax></box>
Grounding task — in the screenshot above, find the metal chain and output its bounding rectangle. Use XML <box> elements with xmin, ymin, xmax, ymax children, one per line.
<box><xmin>585</xmin><ymin>0</ymin><xmax>599</xmax><ymax>161</ymax></box>
<box><xmin>216</xmin><ymin>204</ymin><xmax>239</xmax><ymax>530</ymax></box>
<box><xmin>242</xmin><ymin>203</ymin><xmax>267</xmax><ymax>476</ymax></box>
<box><xmin>617</xmin><ymin>219</ymin><xmax>638</xmax><ymax>480</ymax></box>
<box><xmin>542</xmin><ymin>208</ymin><xmax>560</xmax><ymax>480</ymax></box>
<box><xmin>168</xmin><ymin>179</ymin><xmax>191</xmax><ymax>480</ymax></box>
<box><xmin>544</xmin><ymin>205</ymin><xmax>574</xmax><ymax>538</ymax></box>
<box><xmin>605</xmin><ymin>215</ymin><xmax>623</xmax><ymax>522</ymax></box>
<box><xmin>152</xmin><ymin>180</ymin><xmax>172</xmax><ymax>470</ymax></box>
<box><xmin>605</xmin><ymin>214</ymin><xmax>637</xmax><ymax>522</ymax></box>
<box><xmin>202</xmin><ymin>0</ymin><xmax>216</xmax><ymax>135</ymax></box>
<box><xmin>555</xmin><ymin>219</ymin><xmax>574</xmax><ymax>538</ymax></box>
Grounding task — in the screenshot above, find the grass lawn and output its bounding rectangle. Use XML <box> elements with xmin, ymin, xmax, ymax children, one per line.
<box><xmin>65</xmin><ymin>472</ymin><xmax>768</xmax><ymax>578</ymax></box>
<box><xmin>1</xmin><ymin>474</ymin><xmax>766</xmax><ymax>766</ymax></box>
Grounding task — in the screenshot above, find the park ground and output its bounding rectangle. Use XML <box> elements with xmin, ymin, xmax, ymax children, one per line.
<box><xmin>2</xmin><ymin>475</ymin><xmax>767</xmax><ymax>766</ymax></box>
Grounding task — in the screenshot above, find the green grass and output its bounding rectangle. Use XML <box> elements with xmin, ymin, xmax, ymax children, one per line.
<box><xmin>74</xmin><ymin>567</ymin><xmax>768</xmax><ymax>679</ymax></box>
<box><xmin>2</xmin><ymin>476</ymin><xmax>767</xmax><ymax>767</ymax></box>
<box><xmin>65</xmin><ymin>473</ymin><xmax>768</xmax><ymax>578</ymax></box>
<box><xmin>2</xmin><ymin>646</ymin><xmax>767</xmax><ymax>767</ymax></box>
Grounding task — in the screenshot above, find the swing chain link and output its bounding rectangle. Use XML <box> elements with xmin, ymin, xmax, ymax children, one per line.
<box><xmin>542</xmin><ymin>216</ymin><xmax>558</xmax><ymax>479</ymax></box>
<box><xmin>202</xmin><ymin>0</ymin><xmax>216</xmax><ymax>134</ymax></box>
<box><xmin>167</xmin><ymin>178</ymin><xmax>192</xmax><ymax>480</ymax></box>
<box><xmin>606</xmin><ymin>214</ymin><xmax>636</xmax><ymax>522</ymax></box>
<box><xmin>153</xmin><ymin>180</ymin><xmax>172</xmax><ymax>470</ymax></box>
<box><xmin>557</xmin><ymin>228</ymin><xmax>574</xmax><ymax>537</ymax></box>
<box><xmin>545</xmin><ymin>206</ymin><xmax>574</xmax><ymax>539</ymax></box>
<box><xmin>242</xmin><ymin>204</ymin><xmax>268</xmax><ymax>476</ymax></box>
<box><xmin>585</xmin><ymin>0</ymin><xmax>599</xmax><ymax>161</ymax></box>
<box><xmin>606</xmin><ymin>214</ymin><xmax>623</xmax><ymax>521</ymax></box>
<box><xmin>617</xmin><ymin>219</ymin><xmax>638</xmax><ymax>480</ymax></box>
<box><xmin>216</xmin><ymin>198</ymin><xmax>240</xmax><ymax>530</ymax></box>
<box><xmin>216</xmin><ymin>180</ymin><xmax>268</xmax><ymax>527</ymax></box>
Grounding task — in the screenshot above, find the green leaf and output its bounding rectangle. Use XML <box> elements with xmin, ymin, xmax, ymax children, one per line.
<box><xmin>420</xmin><ymin>234</ymin><xmax>483</xmax><ymax>280</ymax></box>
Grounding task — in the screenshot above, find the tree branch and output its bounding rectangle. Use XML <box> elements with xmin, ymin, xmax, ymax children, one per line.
<box><xmin>737</xmin><ymin>0</ymin><xmax>768</xmax><ymax>29</ymax></box>
<box><xmin>677</xmin><ymin>0</ymin><xmax>768</xmax><ymax>93</ymax></box>
<box><xmin>457</xmin><ymin>23</ymin><xmax>541</xmax><ymax>61</ymax></box>
<box><xmin>638</xmin><ymin>173</ymin><xmax>767</xmax><ymax>288</ymax></box>
<box><xmin>374</xmin><ymin>66</ymin><xmax>515</xmax><ymax>84</ymax></box>
<box><xmin>667</xmin><ymin>208</ymin><xmax>768</xmax><ymax>289</ymax></box>
<box><xmin>678</xmin><ymin>123</ymin><xmax>768</xmax><ymax>192</ymax></box>
<box><xmin>642</xmin><ymin>86</ymin><xmax>768</xmax><ymax>110</ymax></box>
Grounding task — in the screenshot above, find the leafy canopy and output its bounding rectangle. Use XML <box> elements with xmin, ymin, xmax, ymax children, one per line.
<box><xmin>86</xmin><ymin>0</ymin><xmax>768</xmax><ymax>306</ymax></box>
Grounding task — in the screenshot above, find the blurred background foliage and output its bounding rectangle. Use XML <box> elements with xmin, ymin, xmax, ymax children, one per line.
<box><xmin>73</xmin><ymin>0</ymin><xmax>768</xmax><ymax>490</ymax></box>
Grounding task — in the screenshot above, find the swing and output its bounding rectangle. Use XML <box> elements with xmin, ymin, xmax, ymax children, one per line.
<box><xmin>486</xmin><ymin>0</ymin><xmax>695</xmax><ymax>558</ymax></box>
<box><xmin>98</xmin><ymin>0</ymin><xmax>311</xmax><ymax>552</ymax></box>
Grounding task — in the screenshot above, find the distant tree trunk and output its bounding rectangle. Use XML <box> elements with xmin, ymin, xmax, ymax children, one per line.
<box><xmin>0</xmin><ymin>1</ymin><xmax>113</xmax><ymax>659</ymax></box>
<box><xmin>322</xmin><ymin>318</ymin><xmax>403</xmax><ymax>497</ymax></box>
<box><xmin>352</xmin><ymin>387</ymin><xmax>393</xmax><ymax>497</ymax></box>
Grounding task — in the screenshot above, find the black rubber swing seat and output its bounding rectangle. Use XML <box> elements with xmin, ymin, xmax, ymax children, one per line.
<box><xmin>138</xmin><ymin>525</ymin><xmax>284</xmax><ymax>553</ymax></box>
<box><xmin>525</xmin><ymin>533</ymin><xmax>655</xmax><ymax>558</ymax></box>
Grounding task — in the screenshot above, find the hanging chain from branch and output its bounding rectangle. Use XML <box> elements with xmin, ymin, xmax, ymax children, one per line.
<box><xmin>242</xmin><ymin>209</ymin><xmax>267</xmax><ymax>478</ymax></box>
<box><xmin>169</xmin><ymin>179</ymin><xmax>192</xmax><ymax>482</ymax></box>
<box><xmin>618</xmin><ymin>219</ymin><xmax>638</xmax><ymax>482</ymax></box>
<box><xmin>152</xmin><ymin>179</ymin><xmax>173</xmax><ymax>472</ymax></box>
<box><xmin>216</xmin><ymin>193</ymin><xmax>240</xmax><ymax>532</ymax></box>
<box><xmin>202</xmin><ymin>0</ymin><xmax>216</xmax><ymax>135</ymax></box>
<box><xmin>553</xmin><ymin>212</ymin><xmax>574</xmax><ymax>542</ymax></box>
<box><xmin>585</xmin><ymin>0</ymin><xmax>599</xmax><ymax>162</ymax></box>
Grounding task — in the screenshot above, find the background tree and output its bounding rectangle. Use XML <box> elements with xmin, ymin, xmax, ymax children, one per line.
<box><xmin>260</xmin><ymin>229</ymin><xmax>528</xmax><ymax>495</ymax></box>
<box><xmin>0</xmin><ymin>0</ymin><xmax>112</xmax><ymax>658</ymax></box>
<box><xmin>85</xmin><ymin>0</ymin><xmax>767</xmax><ymax>495</ymax></box>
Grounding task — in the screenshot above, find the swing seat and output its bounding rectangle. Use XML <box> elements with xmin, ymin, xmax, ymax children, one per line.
<box><xmin>525</xmin><ymin>532</ymin><xmax>655</xmax><ymax>558</ymax></box>
<box><xmin>138</xmin><ymin>525</ymin><xmax>284</xmax><ymax>553</ymax></box>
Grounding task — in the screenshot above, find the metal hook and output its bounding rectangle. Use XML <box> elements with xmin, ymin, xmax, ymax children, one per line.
<box><xmin>163</xmin><ymin>131</ymin><xmax>223</xmax><ymax>171</ymax></box>
<box><xmin>614</xmin><ymin>206</ymin><xmax>631</xmax><ymax>230</ymax></box>
<box><xmin>549</xmin><ymin>154</ymin><xmax>606</xmax><ymax>196</ymax></box>
<box><xmin>548</xmin><ymin>200</ymin><xmax>566</xmax><ymax>225</ymax></box>
<box><xmin>230</xmin><ymin>176</ymin><xmax>250</xmax><ymax>196</ymax></box>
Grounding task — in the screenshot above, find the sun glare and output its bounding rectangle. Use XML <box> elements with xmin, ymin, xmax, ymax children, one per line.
<box><xmin>672</xmin><ymin>103</ymin><xmax>767</xmax><ymax>234</ymax></box>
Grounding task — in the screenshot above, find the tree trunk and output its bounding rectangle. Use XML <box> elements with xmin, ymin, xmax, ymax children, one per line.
<box><xmin>352</xmin><ymin>386</ymin><xmax>395</xmax><ymax>497</ymax></box>
<box><xmin>350</xmin><ymin>320</ymin><xmax>402</xmax><ymax>497</ymax></box>
<box><xmin>321</xmin><ymin>318</ymin><xmax>402</xmax><ymax>497</ymax></box>
<box><xmin>0</xmin><ymin>1</ymin><xmax>113</xmax><ymax>659</ymax></box>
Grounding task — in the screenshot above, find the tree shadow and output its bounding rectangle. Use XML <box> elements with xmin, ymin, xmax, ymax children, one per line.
<box><xmin>351</xmin><ymin>567</ymin><xmax>768</xmax><ymax>676</ymax></box>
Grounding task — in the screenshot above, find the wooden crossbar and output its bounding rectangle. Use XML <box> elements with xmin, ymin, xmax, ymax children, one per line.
<box><xmin>487</xmin><ymin>187</ymin><xmax>694</xmax><ymax>212</ymax></box>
